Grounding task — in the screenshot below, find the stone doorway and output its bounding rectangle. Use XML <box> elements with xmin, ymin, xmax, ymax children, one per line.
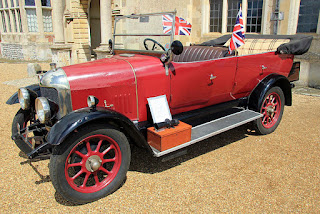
<box><xmin>89</xmin><ymin>0</ymin><xmax>101</xmax><ymax>57</ymax></box>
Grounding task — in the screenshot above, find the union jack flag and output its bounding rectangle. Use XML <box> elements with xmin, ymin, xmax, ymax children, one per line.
<box><xmin>229</xmin><ymin>7</ymin><xmax>245</xmax><ymax>54</ymax></box>
<box><xmin>162</xmin><ymin>15</ymin><xmax>192</xmax><ymax>35</ymax></box>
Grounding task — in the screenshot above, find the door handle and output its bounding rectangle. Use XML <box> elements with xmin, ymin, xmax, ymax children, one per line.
<box><xmin>210</xmin><ymin>74</ymin><xmax>217</xmax><ymax>81</ymax></box>
<box><xmin>104</xmin><ymin>100</ymin><xmax>114</xmax><ymax>108</ymax></box>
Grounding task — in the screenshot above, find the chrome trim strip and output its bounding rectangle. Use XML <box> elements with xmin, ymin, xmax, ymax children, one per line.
<box><xmin>114</xmin><ymin>33</ymin><xmax>171</xmax><ymax>37</ymax></box>
<box><xmin>120</xmin><ymin>59</ymin><xmax>140</xmax><ymax>121</ymax></box>
<box><xmin>113</xmin><ymin>11</ymin><xmax>176</xmax><ymax>53</ymax></box>
<box><xmin>115</xmin><ymin>11</ymin><xmax>177</xmax><ymax>20</ymax></box>
<box><xmin>165</xmin><ymin>64</ymin><xmax>169</xmax><ymax>76</ymax></box>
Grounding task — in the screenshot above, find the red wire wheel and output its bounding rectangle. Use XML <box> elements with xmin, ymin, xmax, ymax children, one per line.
<box><xmin>254</xmin><ymin>86</ymin><xmax>285</xmax><ymax>135</ymax></box>
<box><xmin>260</xmin><ymin>92</ymin><xmax>281</xmax><ymax>129</ymax></box>
<box><xmin>65</xmin><ymin>134</ymin><xmax>122</xmax><ymax>193</ymax></box>
<box><xmin>50</xmin><ymin>125</ymin><xmax>130</xmax><ymax>204</ymax></box>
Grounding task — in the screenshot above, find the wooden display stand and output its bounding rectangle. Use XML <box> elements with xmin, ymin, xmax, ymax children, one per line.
<box><xmin>147</xmin><ymin>121</ymin><xmax>192</xmax><ymax>151</ymax></box>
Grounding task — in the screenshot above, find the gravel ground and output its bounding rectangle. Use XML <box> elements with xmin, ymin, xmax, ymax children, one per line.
<box><xmin>0</xmin><ymin>62</ymin><xmax>319</xmax><ymax>213</ymax></box>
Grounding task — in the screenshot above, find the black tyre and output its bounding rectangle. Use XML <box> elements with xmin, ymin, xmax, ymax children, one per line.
<box><xmin>49</xmin><ymin>124</ymin><xmax>131</xmax><ymax>204</ymax></box>
<box><xmin>12</xmin><ymin>109</ymin><xmax>33</xmax><ymax>154</ymax></box>
<box><xmin>253</xmin><ymin>86</ymin><xmax>285</xmax><ymax>135</ymax></box>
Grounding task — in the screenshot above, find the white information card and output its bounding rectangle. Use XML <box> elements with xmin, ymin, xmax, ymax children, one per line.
<box><xmin>147</xmin><ymin>95</ymin><xmax>172</xmax><ymax>124</ymax></box>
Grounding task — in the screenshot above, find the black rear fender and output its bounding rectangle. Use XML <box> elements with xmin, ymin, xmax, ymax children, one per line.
<box><xmin>47</xmin><ymin>107</ymin><xmax>152</xmax><ymax>153</ymax></box>
<box><xmin>6</xmin><ymin>84</ymin><xmax>41</xmax><ymax>105</ymax></box>
<box><xmin>248</xmin><ymin>74</ymin><xmax>292</xmax><ymax>111</ymax></box>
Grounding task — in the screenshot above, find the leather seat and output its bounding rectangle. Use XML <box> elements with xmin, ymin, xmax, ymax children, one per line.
<box><xmin>172</xmin><ymin>46</ymin><xmax>228</xmax><ymax>62</ymax></box>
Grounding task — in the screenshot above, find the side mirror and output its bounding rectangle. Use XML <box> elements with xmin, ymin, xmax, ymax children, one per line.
<box><xmin>171</xmin><ymin>40</ymin><xmax>183</xmax><ymax>55</ymax></box>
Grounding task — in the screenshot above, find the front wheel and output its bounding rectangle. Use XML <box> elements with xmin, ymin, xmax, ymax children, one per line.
<box><xmin>49</xmin><ymin>124</ymin><xmax>131</xmax><ymax>204</ymax></box>
<box><xmin>253</xmin><ymin>86</ymin><xmax>285</xmax><ymax>135</ymax></box>
<box><xmin>12</xmin><ymin>109</ymin><xmax>34</xmax><ymax>154</ymax></box>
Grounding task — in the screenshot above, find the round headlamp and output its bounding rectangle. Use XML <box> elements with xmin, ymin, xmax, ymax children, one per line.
<box><xmin>18</xmin><ymin>88</ymin><xmax>30</xmax><ymax>110</ymax></box>
<box><xmin>87</xmin><ymin>96</ymin><xmax>99</xmax><ymax>108</ymax></box>
<box><xmin>35</xmin><ymin>97</ymin><xmax>51</xmax><ymax>123</ymax></box>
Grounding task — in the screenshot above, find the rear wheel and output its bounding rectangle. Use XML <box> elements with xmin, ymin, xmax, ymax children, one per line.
<box><xmin>254</xmin><ymin>86</ymin><xmax>285</xmax><ymax>135</ymax></box>
<box><xmin>49</xmin><ymin>124</ymin><xmax>131</xmax><ymax>204</ymax></box>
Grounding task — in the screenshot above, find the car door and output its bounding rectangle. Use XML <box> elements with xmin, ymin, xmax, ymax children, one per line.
<box><xmin>169</xmin><ymin>57</ymin><xmax>237</xmax><ymax>113</ymax></box>
<box><xmin>232</xmin><ymin>52</ymin><xmax>293</xmax><ymax>98</ymax></box>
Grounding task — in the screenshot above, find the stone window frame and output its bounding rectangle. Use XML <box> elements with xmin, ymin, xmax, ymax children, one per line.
<box><xmin>25</xmin><ymin>5</ymin><xmax>38</xmax><ymax>32</ymax></box>
<box><xmin>209</xmin><ymin>0</ymin><xmax>223</xmax><ymax>32</ymax></box>
<box><xmin>246</xmin><ymin>0</ymin><xmax>263</xmax><ymax>33</ymax></box>
<box><xmin>0</xmin><ymin>0</ymin><xmax>53</xmax><ymax>34</ymax></box>
<box><xmin>202</xmin><ymin>0</ymin><xmax>269</xmax><ymax>35</ymax></box>
<box><xmin>227</xmin><ymin>0</ymin><xmax>242</xmax><ymax>32</ymax></box>
<box><xmin>208</xmin><ymin>0</ymin><xmax>264</xmax><ymax>33</ymax></box>
<box><xmin>42</xmin><ymin>6</ymin><xmax>52</xmax><ymax>32</ymax></box>
<box><xmin>297</xmin><ymin>0</ymin><xmax>320</xmax><ymax>33</ymax></box>
<box><xmin>0</xmin><ymin>0</ymin><xmax>22</xmax><ymax>33</ymax></box>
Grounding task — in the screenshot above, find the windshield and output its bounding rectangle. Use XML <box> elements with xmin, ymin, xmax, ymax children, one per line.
<box><xmin>113</xmin><ymin>11</ymin><xmax>176</xmax><ymax>53</ymax></box>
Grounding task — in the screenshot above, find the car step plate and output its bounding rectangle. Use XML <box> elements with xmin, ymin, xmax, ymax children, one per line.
<box><xmin>151</xmin><ymin>109</ymin><xmax>263</xmax><ymax>157</ymax></box>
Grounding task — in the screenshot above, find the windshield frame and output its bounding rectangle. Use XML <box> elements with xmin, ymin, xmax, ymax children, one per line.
<box><xmin>112</xmin><ymin>11</ymin><xmax>177</xmax><ymax>53</ymax></box>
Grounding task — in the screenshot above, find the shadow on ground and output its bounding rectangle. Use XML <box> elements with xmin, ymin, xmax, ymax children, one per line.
<box><xmin>17</xmin><ymin>121</ymin><xmax>254</xmax><ymax>206</ymax></box>
<box><xmin>20</xmin><ymin>153</ymin><xmax>51</xmax><ymax>185</ymax></box>
<box><xmin>129</xmin><ymin>123</ymin><xmax>253</xmax><ymax>174</ymax></box>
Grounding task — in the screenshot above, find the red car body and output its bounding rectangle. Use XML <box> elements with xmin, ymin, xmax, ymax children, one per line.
<box><xmin>63</xmin><ymin>52</ymin><xmax>293</xmax><ymax>122</ymax></box>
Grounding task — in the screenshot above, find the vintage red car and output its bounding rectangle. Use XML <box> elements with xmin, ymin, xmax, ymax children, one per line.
<box><xmin>7</xmin><ymin>11</ymin><xmax>312</xmax><ymax>203</ymax></box>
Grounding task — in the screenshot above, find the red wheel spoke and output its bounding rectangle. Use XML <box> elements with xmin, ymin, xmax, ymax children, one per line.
<box><xmin>86</xmin><ymin>141</ymin><xmax>92</xmax><ymax>153</ymax></box>
<box><xmin>259</xmin><ymin>91</ymin><xmax>283</xmax><ymax>129</ymax></box>
<box><xmin>262</xmin><ymin>116</ymin><xmax>267</xmax><ymax>124</ymax></box>
<box><xmin>95</xmin><ymin>140</ymin><xmax>103</xmax><ymax>152</ymax></box>
<box><xmin>80</xmin><ymin>173</ymin><xmax>90</xmax><ymax>188</ymax></box>
<box><xmin>68</xmin><ymin>162</ymin><xmax>82</xmax><ymax>168</ymax></box>
<box><xmin>71</xmin><ymin>170</ymin><xmax>83</xmax><ymax>181</ymax></box>
<box><xmin>100</xmin><ymin>167</ymin><xmax>111</xmax><ymax>175</ymax></box>
<box><xmin>102</xmin><ymin>145</ymin><xmax>114</xmax><ymax>155</ymax></box>
<box><xmin>94</xmin><ymin>174</ymin><xmax>100</xmax><ymax>185</ymax></box>
<box><xmin>65</xmin><ymin>134</ymin><xmax>122</xmax><ymax>193</ymax></box>
<box><xmin>103</xmin><ymin>158</ymin><xmax>116</xmax><ymax>163</ymax></box>
<box><xmin>75</xmin><ymin>151</ymin><xmax>85</xmax><ymax>158</ymax></box>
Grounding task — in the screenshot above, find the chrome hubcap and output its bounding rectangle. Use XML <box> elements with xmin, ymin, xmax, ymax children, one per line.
<box><xmin>85</xmin><ymin>155</ymin><xmax>102</xmax><ymax>172</ymax></box>
<box><xmin>266</xmin><ymin>105</ymin><xmax>275</xmax><ymax>115</ymax></box>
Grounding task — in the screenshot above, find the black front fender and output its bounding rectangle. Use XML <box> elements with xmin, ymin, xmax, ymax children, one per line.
<box><xmin>248</xmin><ymin>74</ymin><xmax>292</xmax><ymax>111</ymax></box>
<box><xmin>6</xmin><ymin>84</ymin><xmax>41</xmax><ymax>105</ymax></box>
<box><xmin>47</xmin><ymin>107</ymin><xmax>152</xmax><ymax>153</ymax></box>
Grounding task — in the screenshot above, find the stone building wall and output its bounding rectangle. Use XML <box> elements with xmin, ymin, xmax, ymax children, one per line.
<box><xmin>55</xmin><ymin>0</ymin><xmax>111</xmax><ymax>65</ymax></box>
<box><xmin>70</xmin><ymin>0</ymin><xmax>91</xmax><ymax>63</ymax></box>
<box><xmin>1</xmin><ymin>0</ymin><xmax>319</xmax><ymax>88</ymax></box>
<box><xmin>0</xmin><ymin>0</ymin><xmax>55</xmax><ymax>61</ymax></box>
<box><xmin>0</xmin><ymin>38</ymin><xmax>53</xmax><ymax>61</ymax></box>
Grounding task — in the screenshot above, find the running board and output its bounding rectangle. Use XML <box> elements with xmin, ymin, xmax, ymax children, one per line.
<box><xmin>151</xmin><ymin>109</ymin><xmax>263</xmax><ymax>157</ymax></box>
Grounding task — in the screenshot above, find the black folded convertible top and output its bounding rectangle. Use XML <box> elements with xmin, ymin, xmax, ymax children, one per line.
<box><xmin>199</xmin><ymin>34</ymin><xmax>313</xmax><ymax>55</ymax></box>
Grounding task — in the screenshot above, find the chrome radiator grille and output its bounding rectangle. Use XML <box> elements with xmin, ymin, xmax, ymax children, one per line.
<box><xmin>40</xmin><ymin>87</ymin><xmax>59</xmax><ymax>104</ymax></box>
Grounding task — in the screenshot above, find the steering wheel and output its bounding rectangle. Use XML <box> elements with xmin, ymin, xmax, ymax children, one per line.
<box><xmin>143</xmin><ymin>38</ymin><xmax>166</xmax><ymax>51</ymax></box>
